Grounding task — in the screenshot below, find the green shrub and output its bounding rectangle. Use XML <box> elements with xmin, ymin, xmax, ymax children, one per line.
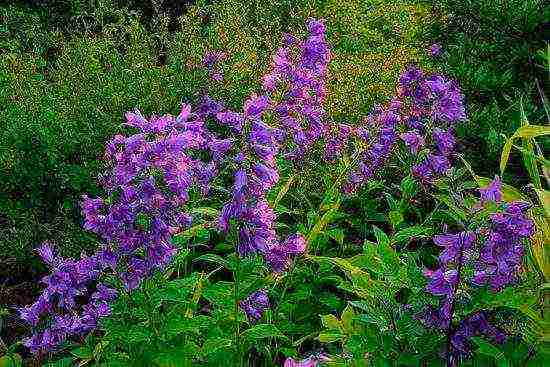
<box><xmin>426</xmin><ymin>0</ymin><xmax>549</xmax><ymax>179</ymax></box>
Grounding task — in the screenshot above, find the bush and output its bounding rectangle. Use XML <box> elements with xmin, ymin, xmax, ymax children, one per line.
<box><xmin>426</xmin><ymin>0</ymin><xmax>549</xmax><ymax>179</ymax></box>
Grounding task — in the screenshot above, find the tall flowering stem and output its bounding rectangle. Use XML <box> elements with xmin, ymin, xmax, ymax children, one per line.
<box><xmin>18</xmin><ymin>102</ymin><xmax>232</xmax><ymax>354</ymax></box>
<box><xmin>422</xmin><ymin>177</ymin><xmax>534</xmax><ymax>366</ymax></box>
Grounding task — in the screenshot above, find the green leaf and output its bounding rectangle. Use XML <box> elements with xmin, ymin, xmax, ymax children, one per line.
<box><xmin>326</xmin><ymin>228</ymin><xmax>345</xmax><ymax>245</ymax></box>
<box><xmin>397</xmin><ymin>353</ymin><xmax>421</xmax><ymax>366</ymax></box>
<box><xmin>535</xmin><ymin>189</ymin><xmax>550</xmax><ymax>218</ymax></box>
<box><xmin>400</xmin><ymin>176</ymin><xmax>419</xmax><ymax>197</ymax></box>
<box><xmin>43</xmin><ymin>358</ymin><xmax>73</xmax><ymax>367</ymax></box>
<box><xmin>378</xmin><ymin>241</ymin><xmax>399</xmax><ymax>270</ymax></box>
<box><xmin>392</xmin><ymin>226</ymin><xmax>431</xmax><ymax>245</ymax></box>
<box><xmin>0</xmin><ymin>354</ymin><xmax>22</xmax><ymax>367</ymax></box>
<box><xmin>194</xmin><ymin>254</ymin><xmax>230</xmax><ymax>269</ymax></box>
<box><xmin>317</xmin><ymin>331</ymin><xmax>343</xmax><ymax>343</ymax></box>
<box><xmin>321</xmin><ymin>314</ymin><xmax>342</xmax><ymax>331</ymax></box>
<box><xmin>500</xmin><ymin>124</ymin><xmax>550</xmax><ymax>175</ymax></box>
<box><xmin>70</xmin><ymin>346</ymin><xmax>93</xmax><ymax>359</ymax></box>
<box><xmin>203</xmin><ymin>281</ymin><xmax>234</xmax><ymax>307</ymax></box>
<box><xmin>517</xmin><ymin>111</ymin><xmax>543</xmax><ymax>189</ymax></box>
<box><xmin>373</xmin><ymin>226</ymin><xmax>390</xmax><ymax>247</ymax></box>
<box><xmin>471</xmin><ymin>337</ymin><xmax>509</xmax><ymax>366</ymax></box>
<box><xmin>341</xmin><ymin>304</ymin><xmax>356</xmax><ymax>332</ymax></box>
<box><xmin>434</xmin><ymin>195</ymin><xmax>467</xmax><ymax>222</ymax></box>
<box><xmin>201</xmin><ymin>338</ymin><xmax>232</xmax><ymax>356</ymax></box>
<box><xmin>306</xmin><ymin>202</ymin><xmax>341</xmax><ymax>245</ymax></box>
<box><xmin>153</xmin><ymin>346</ymin><xmax>197</xmax><ymax>367</ymax></box>
<box><xmin>241</xmin><ymin>324</ymin><xmax>289</xmax><ymax>341</ymax></box>
<box><xmin>388</xmin><ymin>210</ymin><xmax>404</xmax><ymax>227</ymax></box>
<box><xmin>190</xmin><ymin>207</ymin><xmax>220</xmax><ymax>217</ymax></box>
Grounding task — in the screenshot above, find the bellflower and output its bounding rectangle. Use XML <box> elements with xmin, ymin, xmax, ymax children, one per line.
<box><xmin>429</xmin><ymin>43</ymin><xmax>442</xmax><ymax>57</ymax></box>
<box><xmin>433</xmin><ymin>128</ymin><xmax>455</xmax><ymax>155</ymax></box>
<box><xmin>449</xmin><ymin>312</ymin><xmax>506</xmax><ymax>365</ymax></box>
<box><xmin>240</xmin><ymin>290</ymin><xmax>270</xmax><ymax>322</ymax></box>
<box><xmin>479</xmin><ymin>176</ymin><xmax>502</xmax><ymax>203</ymax></box>
<box><xmin>400</xmin><ymin>131</ymin><xmax>425</xmax><ymax>154</ymax></box>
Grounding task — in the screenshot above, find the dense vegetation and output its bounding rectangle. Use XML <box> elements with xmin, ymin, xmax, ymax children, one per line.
<box><xmin>0</xmin><ymin>1</ymin><xmax>548</xmax><ymax>366</ymax></box>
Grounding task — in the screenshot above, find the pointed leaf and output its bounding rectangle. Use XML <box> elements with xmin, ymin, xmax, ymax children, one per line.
<box><xmin>500</xmin><ymin>124</ymin><xmax>550</xmax><ymax>174</ymax></box>
<box><xmin>241</xmin><ymin>324</ymin><xmax>289</xmax><ymax>341</ymax></box>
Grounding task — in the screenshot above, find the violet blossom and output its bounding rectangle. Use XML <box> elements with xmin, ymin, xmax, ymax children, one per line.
<box><xmin>240</xmin><ymin>290</ymin><xmax>270</xmax><ymax>322</ymax></box>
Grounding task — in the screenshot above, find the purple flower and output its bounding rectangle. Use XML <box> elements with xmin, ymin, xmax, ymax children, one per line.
<box><xmin>479</xmin><ymin>176</ymin><xmax>502</xmax><ymax>203</ymax></box>
<box><xmin>121</xmin><ymin>257</ymin><xmax>148</xmax><ymax>291</ymax></box>
<box><xmin>428</xmin><ymin>154</ymin><xmax>451</xmax><ymax>174</ymax></box>
<box><xmin>125</xmin><ymin>109</ymin><xmax>147</xmax><ymax>130</ymax></box>
<box><xmin>36</xmin><ymin>242</ymin><xmax>57</xmax><ymax>267</ymax></box>
<box><xmin>284</xmin><ymin>353</ymin><xmax>329</xmax><ymax>367</ymax></box>
<box><xmin>434</xmin><ymin>231</ymin><xmax>476</xmax><ymax>265</ymax></box>
<box><xmin>474</xmin><ymin>200</ymin><xmax>534</xmax><ymax>291</ymax></box>
<box><xmin>208</xmin><ymin>138</ymin><xmax>233</xmax><ymax>161</ymax></box>
<box><xmin>240</xmin><ymin>290</ymin><xmax>269</xmax><ymax>321</ymax></box>
<box><xmin>264</xmin><ymin>245</ymin><xmax>290</xmax><ymax>272</ymax></box>
<box><xmin>433</xmin><ymin>128</ymin><xmax>455</xmax><ymax>155</ymax></box>
<box><xmin>400</xmin><ymin>131</ymin><xmax>425</xmax><ymax>154</ymax></box>
<box><xmin>307</xmin><ymin>18</ymin><xmax>326</xmax><ymax>36</ymax></box>
<box><xmin>425</xmin><ymin>268</ymin><xmax>458</xmax><ymax>297</ymax></box>
<box><xmin>244</xmin><ymin>94</ymin><xmax>270</xmax><ymax>116</ymax></box>
<box><xmin>198</xmin><ymin>96</ymin><xmax>224</xmax><ymax>117</ymax></box>
<box><xmin>282</xmin><ymin>234</ymin><xmax>307</xmax><ymax>255</ymax></box>
<box><xmin>429</xmin><ymin>43</ymin><xmax>442</xmax><ymax>57</ymax></box>
<box><xmin>412</xmin><ymin>161</ymin><xmax>434</xmax><ymax>185</ymax></box>
<box><xmin>449</xmin><ymin>312</ymin><xmax>506</xmax><ymax>362</ymax></box>
<box><xmin>425</xmin><ymin>76</ymin><xmax>467</xmax><ymax>123</ymax></box>
<box><xmin>176</xmin><ymin>104</ymin><xmax>192</xmax><ymax>124</ymax></box>
<box><xmin>324</xmin><ymin>124</ymin><xmax>352</xmax><ymax>161</ymax></box>
<box><xmin>91</xmin><ymin>284</ymin><xmax>118</xmax><ymax>302</ymax></box>
<box><xmin>252</xmin><ymin>163</ymin><xmax>279</xmax><ymax>192</ymax></box>
<box><xmin>203</xmin><ymin>50</ymin><xmax>226</xmax><ymax>68</ymax></box>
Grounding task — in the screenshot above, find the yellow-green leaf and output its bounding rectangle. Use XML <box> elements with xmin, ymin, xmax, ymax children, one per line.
<box><xmin>341</xmin><ymin>304</ymin><xmax>356</xmax><ymax>332</ymax></box>
<box><xmin>321</xmin><ymin>314</ymin><xmax>342</xmax><ymax>331</ymax></box>
<box><xmin>535</xmin><ymin>189</ymin><xmax>550</xmax><ymax>219</ymax></box>
<box><xmin>500</xmin><ymin>124</ymin><xmax>550</xmax><ymax>175</ymax></box>
<box><xmin>317</xmin><ymin>331</ymin><xmax>343</xmax><ymax>343</ymax></box>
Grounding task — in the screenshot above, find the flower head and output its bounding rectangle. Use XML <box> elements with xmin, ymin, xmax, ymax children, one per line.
<box><xmin>240</xmin><ymin>290</ymin><xmax>270</xmax><ymax>321</ymax></box>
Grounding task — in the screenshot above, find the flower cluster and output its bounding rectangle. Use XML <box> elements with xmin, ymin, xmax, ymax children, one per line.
<box><xmin>318</xmin><ymin>62</ymin><xmax>466</xmax><ymax>193</ymax></box>
<box><xmin>397</xmin><ymin>66</ymin><xmax>465</xmax><ymax>185</ymax></box>
<box><xmin>262</xmin><ymin>18</ymin><xmax>332</xmax><ymax>160</ymax></box>
<box><xmin>423</xmin><ymin>231</ymin><xmax>476</xmax><ymax>329</ymax></box>
<box><xmin>90</xmin><ymin>104</ymin><xmax>228</xmax><ymax>289</ymax></box>
<box><xmin>422</xmin><ymin>177</ymin><xmax>534</xmax><ymax>358</ymax></box>
<box><xmin>21</xmin><ymin>20</ymin><xmax>333</xmax><ymax>355</ymax></box>
<box><xmin>19</xmin><ymin>243</ymin><xmax>117</xmax><ymax>354</ymax></box>
<box><xmin>218</xmin><ymin>20</ymin><xmax>330</xmax><ymax>271</ymax></box>
<box><xmin>342</xmin><ymin>102</ymin><xmax>400</xmax><ymax>193</ymax></box>
<box><xmin>20</xmin><ymin>103</ymin><xmax>231</xmax><ymax>354</ymax></box>
<box><xmin>449</xmin><ymin>312</ymin><xmax>506</xmax><ymax>365</ymax></box>
<box><xmin>218</xmin><ymin>101</ymin><xmax>307</xmax><ymax>273</ymax></box>
<box><xmin>474</xmin><ymin>179</ymin><xmax>535</xmax><ymax>291</ymax></box>
<box><xmin>239</xmin><ymin>290</ymin><xmax>270</xmax><ymax>322</ymax></box>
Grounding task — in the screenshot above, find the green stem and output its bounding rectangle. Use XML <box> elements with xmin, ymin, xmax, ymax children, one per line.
<box><xmin>234</xmin><ymin>256</ymin><xmax>242</xmax><ymax>365</ymax></box>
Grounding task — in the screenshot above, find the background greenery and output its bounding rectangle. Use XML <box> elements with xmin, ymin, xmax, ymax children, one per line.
<box><xmin>426</xmin><ymin>0</ymin><xmax>549</xmax><ymax>178</ymax></box>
